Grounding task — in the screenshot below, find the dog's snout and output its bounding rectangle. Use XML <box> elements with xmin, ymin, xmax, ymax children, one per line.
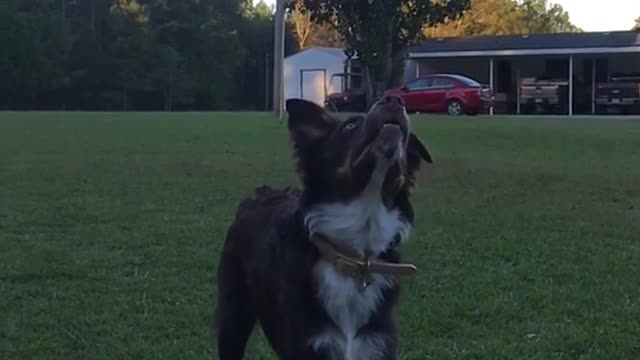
<box><xmin>380</xmin><ymin>95</ymin><xmax>405</xmax><ymax>108</ymax></box>
<box><xmin>365</xmin><ymin>94</ymin><xmax>409</xmax><ymax>144</ymax></box>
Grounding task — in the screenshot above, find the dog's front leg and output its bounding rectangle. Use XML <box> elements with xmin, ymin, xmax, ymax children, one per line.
<box><xmin>348</xmin><ymin>332</ymin><xmax>398</xmax><ymax>360</ymax></box>
<box><xmin>349</xmin><ymin>315</ymin><xmax>399</xmax><ymax>360</ymax></box>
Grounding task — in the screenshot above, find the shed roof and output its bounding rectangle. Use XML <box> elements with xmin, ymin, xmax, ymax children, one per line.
<box><xmin>409</xmin><ymin>30</ymin><xmax>640</xmax><ymax>58</ymax></box>
<box><xmin>286</xmin><ymin>47</ymin><xmax>346</xmax><ymax>60</ymax></box>
<box><xmin>314</xmin><ymin>47</ymin><xmax>347</xmax><ymax>59</ymax></box>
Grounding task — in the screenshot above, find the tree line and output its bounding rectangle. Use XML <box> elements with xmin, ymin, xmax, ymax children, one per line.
<box><xmin>0</xmin><ymin>0</ymin><xmax>594</xmax><ymax>111</ymax></box>
<box><xmin>0</xmin><ymin>0</ymin><xmax>298</xmax><ymax>111</ymax></box>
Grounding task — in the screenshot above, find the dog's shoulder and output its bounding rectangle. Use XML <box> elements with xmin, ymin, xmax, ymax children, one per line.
<box><xmin>234</xmin><ymin>185</ymin><xmax>301</xmax><ymax>220</ymax></box>
<box><xmin>224</xmin><ymin>185</ymin><xmax>314</xmax><ymax>288</ymax></box>
<box><xmin>225</xmin><ymin>185</ymin><xmax>303</xmax><ymax>248</ymax></box>
<box><xmin>251</xmin><ymin>185</ymin><xmax>301</xmax><ymax>206</ymax></box>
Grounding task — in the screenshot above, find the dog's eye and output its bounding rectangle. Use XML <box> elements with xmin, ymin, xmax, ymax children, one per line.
<box><xmin>344</xmin><ymin>122</ymin><xmax>357</xmax><ymax>131</ymax></box>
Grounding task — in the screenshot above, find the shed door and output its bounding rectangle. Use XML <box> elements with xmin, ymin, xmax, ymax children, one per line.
<box><xmin>300</xmin><ymin>69</ymin><xmax>327</xmax><ymax>106</ymax></box>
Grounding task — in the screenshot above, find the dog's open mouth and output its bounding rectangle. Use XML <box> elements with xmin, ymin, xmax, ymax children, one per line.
<box><xmin>351</xmin><ymin>121</ymin><xmax>405</xmax><ymax>169</ymax></box>
<box><xmin>383</xmin><ymin>120</ymin><xmax>401</xmax><ymax>128</ymax></box>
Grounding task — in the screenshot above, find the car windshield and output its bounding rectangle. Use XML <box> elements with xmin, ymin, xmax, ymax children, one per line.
<box><xmin>448</xmin><ymin>74</ymin><xmax>481</xmax><ymax>87</ymax></box>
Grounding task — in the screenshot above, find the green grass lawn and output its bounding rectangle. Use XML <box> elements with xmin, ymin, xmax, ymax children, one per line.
<box><xmin>1</xmin><ymin>112</ymin><xmax>639</xmax><ymax>359</ymax></box>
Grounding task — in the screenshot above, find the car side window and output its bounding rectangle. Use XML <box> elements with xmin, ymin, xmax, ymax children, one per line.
<box><xmin>432</xmin><ymin>77</ymin><xmax>453</xmax><ymax>88</ymax></box>
<box><xmin>406</xmin><ymin>78</ymin><xmax>432</xmax><ymax>91</ymax></box>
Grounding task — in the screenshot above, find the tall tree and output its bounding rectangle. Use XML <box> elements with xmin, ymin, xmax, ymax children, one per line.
<box><xmin>305</xmin><ymin>23</ymin><xmax>344</xmax><ymax>48</ymax></box>
<box><xmin>107</xmin><ymin>0</ymin><xmax>151</xmax><ymax>110</ymax></box>
<box><xmin>634</xmin><ymin>16</ymin><xmax>640</xmax><ymax>30</ymax></box>
<box><xmin>289</xmin><ymin>1</ymin><xmax>344</xmax><ymax>49</ymax></box>
<box><xmin>0</xmin><ymin>1</ymin><xmax>24</xmax><ymax>109</ymax></box>
<box><xmin>2</xmin><ymin>2</ymin><xmax>70</xmax><ymax>109</ymax></box>
<box><xmin>517</xmin><ymin>0</ymin><xmax>580</xmax><ymax>33</ymax></box>
<box><xmin>289</xmin><ymin>0</ymin><xmax>312</xmax><ymax>49</ymax></box>
<box><xmin>300</xmin><ymin>0</ymin><xmax>469</xmax><ymax>108</ymax></box>
<box><xmin>234</xmin><ymin>0</ymin><xmax>298</xmax><ymax>110</ymax></box>
<box><xmin>424</xmin><ymin>0</ymin><xmax>526</xmax><ymax>37</ymax></box>
<box><xmin>143</xmin><ymin>0</ymin><xmax>248</xmax><ymax>109</ymax></box>
<box><xmin>424</xmin><ymin>0</ymin><xmax>580</xmax><ymax>37</ymax></box>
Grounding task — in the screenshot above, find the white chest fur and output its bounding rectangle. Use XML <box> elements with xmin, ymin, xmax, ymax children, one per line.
<box><xmin>304</xmin><ymin>185</ymin><xmax>411</xmax><ymax>256</ymax></box>
<box><xmin>304</xmin><ymin>182</ymin><xmax>411</xmax><ymax>359</ymax></box>
<box><xmin>310</xmin><ymin>260</ymin><xmax>394</xmax><ymax>359</ymax></box>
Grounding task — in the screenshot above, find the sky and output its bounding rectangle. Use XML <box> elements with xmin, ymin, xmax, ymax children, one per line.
<box><xmin>257</xmin><ymin>0</ymin><xmax>640</xmax><ymax>32</ymax></box>
<box><xmin>557</xmin><ymin>0</ymin><xmax>639</xmax><ymax>31</ymax></box>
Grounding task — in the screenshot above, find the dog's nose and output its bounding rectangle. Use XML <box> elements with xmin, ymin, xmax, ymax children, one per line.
<box><xmin>380</xmin><ymin>95</ymin><xmax>405</xmax><ymax>108</ymax></box>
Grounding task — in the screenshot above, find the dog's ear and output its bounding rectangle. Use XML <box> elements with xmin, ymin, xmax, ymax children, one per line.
<box><xmin>286</xmin><ymin>99</ymin><xmax>337</xmax><ymax>147</ymax></box>
<box><xmin>407</xmin><ymin>132</ymin><xmax>433</xmax><ymax>164</ymax></box>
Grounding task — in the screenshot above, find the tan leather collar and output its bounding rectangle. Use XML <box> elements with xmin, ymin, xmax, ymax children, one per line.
<box><xmin>310</xmin><ymin>233</ymin><xmax>417</xmax><ymax>292</ymax></box>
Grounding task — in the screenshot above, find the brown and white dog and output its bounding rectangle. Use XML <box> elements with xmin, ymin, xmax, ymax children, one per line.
<box><xmin>212</xmin><ymin>95</ymin><xmax>433</xmax><ymax>360</ymax></box>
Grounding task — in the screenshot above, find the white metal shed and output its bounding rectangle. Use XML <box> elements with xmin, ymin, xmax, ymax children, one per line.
<box><xmin>283</xmin><ymin>47</ymin><xmax>347</xmax><ymax>106</ymax></box>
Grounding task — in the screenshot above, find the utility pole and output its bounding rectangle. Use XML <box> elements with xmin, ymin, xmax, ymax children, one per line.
<box><xmin>265</xmin><ymin>52</ymin><xmax>270</xmax><ymax>111</ymax></box>
<box><xmin>272</xmin><ymin>0</ymin><xmax>286</xmax><ymax>119</ymax></box>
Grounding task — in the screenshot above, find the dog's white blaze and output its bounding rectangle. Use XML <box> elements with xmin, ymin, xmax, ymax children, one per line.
<box><xmin>305</xmin><ymin>159</ymin><xmax>411</xmax><ymax>359</ymax></box>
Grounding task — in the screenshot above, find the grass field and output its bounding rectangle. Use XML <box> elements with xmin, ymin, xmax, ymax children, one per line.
<box><xmin>1</xmin><ymin>112</ymin><xmax>639</xmax><ymax>359</ymax></box>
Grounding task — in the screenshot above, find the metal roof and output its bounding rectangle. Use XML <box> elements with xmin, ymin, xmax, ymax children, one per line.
<box><xmin>285</xmin><ymin>47</ymin><xmax>347</xmax><ymax>60</ymax></box>
<box><xmin>409</xmin><ymin>31</ymin><xmax>640</xmax><ymax>58</ymax></box>
<box><xmin>313</xmin><ymin>47</ymin><xmax>347</xmax><ymax>59</ymax></box>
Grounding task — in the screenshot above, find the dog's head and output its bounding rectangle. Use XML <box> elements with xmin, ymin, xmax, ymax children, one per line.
<box><xmin>286</xmin><ymin>96</ymin><xmax>432</xmax><ymax>207</ymax></box>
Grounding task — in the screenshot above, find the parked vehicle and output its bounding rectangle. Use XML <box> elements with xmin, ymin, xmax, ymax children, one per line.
<box><xmin>519</xmin><ymin>77</ymin><xmax>568</xmax><ymax>114</ymax></box>
<box><xmin>595</xmin><ymin>73</ymin><xmax>640</xmax><ymax>114</ymax></box>
<box><xmin>384</xmin><ymin>74</ymin><xmax>493</xmax><ymax>115</ymax></box>
<box><xmin>324</xmin><ymin>73</ymin><xmax>367</xmax><ymax>113</ymax></box>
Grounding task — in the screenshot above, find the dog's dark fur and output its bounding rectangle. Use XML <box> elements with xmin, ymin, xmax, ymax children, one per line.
<box><xmin>213</xmin><ymin>96</ymin><xmax>432</xmax><ymax>360</ymax></box>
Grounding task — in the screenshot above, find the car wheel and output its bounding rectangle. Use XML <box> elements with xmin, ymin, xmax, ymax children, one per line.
<box><xmin>447</xmin><ymin>100</ymin><xmax>463</xmax><ymax>116</ymax></box>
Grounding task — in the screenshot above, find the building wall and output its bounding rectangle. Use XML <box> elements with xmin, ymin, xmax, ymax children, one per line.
<box><xmin>283</xmin><ymin>49</ymin><xmax>346</xmax><ymax>106</ymax></box>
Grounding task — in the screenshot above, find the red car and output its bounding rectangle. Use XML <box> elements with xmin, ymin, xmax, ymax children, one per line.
<box><xmin>384</xmin><ymin>74</ymin><xmax>494</xmax><ymax>116</ymax></box>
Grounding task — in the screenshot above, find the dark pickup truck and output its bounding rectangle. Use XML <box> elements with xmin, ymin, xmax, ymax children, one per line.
<box><xmin>595</xmin><ymin>73</ymin><xmax>640</xmax><ymax>114</ymax></box>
